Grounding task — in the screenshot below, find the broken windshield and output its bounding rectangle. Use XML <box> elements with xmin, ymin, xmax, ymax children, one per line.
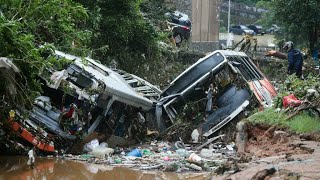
<box><xmin>227</xmin><ymin>56</ymin><xmax>263</xmax><ymax>81</ymax></box>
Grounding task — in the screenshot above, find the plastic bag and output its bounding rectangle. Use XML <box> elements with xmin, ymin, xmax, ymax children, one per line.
<box><xmin>283</xmin><ymin>94</ymin><xmax>302</xmax><ymax>108</ymax></box>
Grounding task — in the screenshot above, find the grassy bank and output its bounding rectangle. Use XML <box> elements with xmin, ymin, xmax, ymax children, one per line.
<box><xmin>247</xmin><ymin>108</ymin><xmax>320</xmax><ymax>133</ymax></box>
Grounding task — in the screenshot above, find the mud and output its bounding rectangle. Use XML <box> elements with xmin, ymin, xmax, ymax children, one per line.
<box><xmin>0</xmin><ymin>156</ymin><xmax>212</xmax><ymax>180</ymax></box>
<box><xmin>215</xmin><ymin>123</ymin><xmax>320</xmax><ymax>179</ymax></box>
<box><xmin>245</xmin><ymin>124</ymin><xmax>312</xmax><ymax>158</ymax></box>
<box><xmin>217</xmin><ymin>140</ymin><xmax>320</xmax><ymax>180</ymax></box>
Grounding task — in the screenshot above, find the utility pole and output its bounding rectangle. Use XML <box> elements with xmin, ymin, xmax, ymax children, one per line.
<box><xmin>227</xmin><ymin>0</ymin><xmax>231</xmax><ymax>34</ymax></box>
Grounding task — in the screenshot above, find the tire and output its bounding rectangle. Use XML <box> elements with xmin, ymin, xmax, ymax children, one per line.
<box><xmin>173</xmin><ymin>33</ymin><xmax>183</xmax><ymax>45</ymax></box>
<box><xmin>242</xmin><ymin>32</ymin><xmax>246</xmax><ymax>36</ymax></box>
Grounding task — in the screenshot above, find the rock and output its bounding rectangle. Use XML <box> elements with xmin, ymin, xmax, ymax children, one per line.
<box><xmin>251</xmin><ymin>167</ymin><xmax>276</xmax><ymax>180</ymax></box>
<box><xmin>273</xmin><ymin>131</ymin><xmax>288</xmax><ymax>143</ymax></box>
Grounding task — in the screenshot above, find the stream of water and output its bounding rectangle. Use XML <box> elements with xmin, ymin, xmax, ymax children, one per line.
<box><xmin>0</xmin><ymin>156</ymin><xmax>211</xmax><ymax>180</ymax></box>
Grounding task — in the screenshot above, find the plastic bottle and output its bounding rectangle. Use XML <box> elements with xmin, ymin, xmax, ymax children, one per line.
<box><xmin>175</xmin><ymin>149</ymin><xmax>190</xmax><ymax>157</ymax></box>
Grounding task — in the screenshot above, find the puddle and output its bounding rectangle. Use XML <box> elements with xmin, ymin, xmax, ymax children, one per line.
<box><xmin>0</xmin><ymin>156</ymin><xmax>212</xmax><ymax>180</ymax></box>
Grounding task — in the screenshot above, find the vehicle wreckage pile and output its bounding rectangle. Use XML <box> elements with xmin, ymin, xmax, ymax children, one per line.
<box><xmin>0</xmin><ymin>49</ymin><xmax>277</xmax><ymax>162</ymax></box>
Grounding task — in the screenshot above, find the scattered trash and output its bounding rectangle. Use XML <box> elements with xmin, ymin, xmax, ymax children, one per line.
<box><xmin>92</xmin><ymin>147</ymin><xmax>114</xmax><ymax>159</ymax></box>
<box><xmin>188</xmin><ymin>163</ymin><xmax>203</xmax><ymax>171</ymax></box>
<box><xmin>191</xmin><ymin>129</ymin><xmax>200</xmax><ymax>143</ymax></box>
<box><xmin>188</xmin><ymin>153</ymin><xmax>202</xmax><ymax>163</ymax></box>
<box><xmin>176</xmin><ymin>149</ymin><xmax>190</xmax><ymax>157</ymax></box>
<box><xmin>226</xmin><ymin>142</ymin><xmax>235</xmax><ymax>151</ymax></box>
<box><xmin>127</xmin><ymin>148</ymin><xmax>142</xmax><ymax>157</ymax></box>
<box><xmin>84</xmin><ymin>139</ymin><xmax>100</xmax><ymax>152</ymax></box>
<box><xmin>200</xmin><ymin>148</ymin><xmax>213</xmax><ymax>158</ymax></box>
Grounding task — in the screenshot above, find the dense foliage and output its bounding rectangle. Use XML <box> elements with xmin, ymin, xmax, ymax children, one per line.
<box><xmin>0</xmin><ymin>0</ymin><xmax>90</xmax><ymax>109</ymax></box>
<box><xmin>255</xmin><ymin>1</ymin><xmax>274</xmax><ymax>29</ymax></box>
<box><xmin>233</xmin><ymin>0</ymin><xmax>271</xmax><ymax>6</ymax></box>
<box><xmin>76</xmin><ymin>0</ymin><xmax>163</xmax><ymax>75</ymax></box>
<box><xmin>271</xmin><ymin>0</ymin><xmax>319</xmax><ymax>50</ymax></box>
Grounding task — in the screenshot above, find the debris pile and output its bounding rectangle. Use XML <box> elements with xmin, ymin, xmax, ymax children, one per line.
<box><xmin>65</xmin><ymin>136</ymin><xmax>241</xmax><ymax>174</ymax></box>
<box><xmin>1</xmin><ymin>49</ymin><xmax>278</xmax><ymax>158</ymax></box>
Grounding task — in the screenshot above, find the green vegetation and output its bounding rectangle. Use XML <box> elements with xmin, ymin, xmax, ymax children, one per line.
<box><xmin>273</xmin><ymin>0</ymin><xmax>320</xmax><ymax>50</ymax></box>
<box><xmin>255</xmin><ymin>1</ymin><xmax>274</xmax><ymax>30</ymax></box>
<box><xmin>248</xmin><ymin>74</ymin><xmax>320</xmax><ymax>134</ymax></box>
<box><xmin>76</xmin><ymin>0</ymin><xmax>165</xmax><ymax>76</ymax></box>
<box><xmin>248</xmin><ymin>109</ymin><xmax>320</xmax><ymax>133</ymax></box>
<box><xmin>233</xmin><ymin>0</ymin><xmax>270</xmax><ymax>6</ymax></box>
<box><xmin>0</xmin><ymin>0</ymin><xmax>90</xmax><ymax>110</ymax></box>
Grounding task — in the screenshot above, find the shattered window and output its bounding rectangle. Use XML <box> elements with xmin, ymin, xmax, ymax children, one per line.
<box><xmin>67</xmin><ymin>64</ymin><xmax>94</xmax><ymax>89</ymax></box>
<box><xmin>227</xmin><ymin>56</ymin><xmax>263</xmax><ymax>81</ymax></box>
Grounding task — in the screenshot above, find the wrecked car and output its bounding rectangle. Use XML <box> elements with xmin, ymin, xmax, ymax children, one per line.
<box><xmin>5</xmin><ymin>49</ymin><xmax>276</xmax><ymax>153</ymax></box>
<box><xmin>157</xmin><ymin>50</ymin><xmax>276</xmax><ymax>138</ymax></box>
<box><xmin>7</xmin><ymin>50</ymin><xmax>161</xmax><ymax>153</ymax></box>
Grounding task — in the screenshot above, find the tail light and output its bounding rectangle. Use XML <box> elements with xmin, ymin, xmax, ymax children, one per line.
<box><xmin>182</xmin><ymin>26</ymin><xmax>190</xmax><ymax>31</ymax></box>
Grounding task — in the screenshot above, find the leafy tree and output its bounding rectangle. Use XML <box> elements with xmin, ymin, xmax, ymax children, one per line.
<box><xmin>255</xmin><ymin>1</ymin><xmax>274</xmax><ymax>29</ymax></box>
<box><xmin>77</xmin><ymin>0</ymin><xmax>162</xmax><ymax>75</ymax></box>
<box><xmin>0</xmin><ymin>0</ymin><xmax>90</xmax><ymax>107</ymax></box>
<box><xmin>273</xmin><ymin>0</ymin><xmax>320</xmax><ymax>50</ymax></box>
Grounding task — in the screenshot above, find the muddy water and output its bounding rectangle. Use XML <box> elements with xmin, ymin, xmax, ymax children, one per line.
<box><xmin>0</xmin><ymin>156</ymin><xmax>211</xmax><ymax>180</ymax></box>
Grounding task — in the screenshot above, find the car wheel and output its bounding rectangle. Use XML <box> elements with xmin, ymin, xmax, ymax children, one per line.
<box><xmin>173</xmin><ymin>33</ymin><xmax>183</xmax><ymax>45</ymax></box>
<box><xmin>242</xmin><ymin>32</ymin><xmax>246</xmax><ymax>36</ymax></box>
<box><xmin>270</xmin><ymin>30</ymin><xmax>274</xmax><ymax>35</ymax></box>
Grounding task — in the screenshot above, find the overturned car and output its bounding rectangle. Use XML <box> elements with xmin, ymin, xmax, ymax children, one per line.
<box><xmin>157</xmin><ymin>50</ymin><xmax>276</xmax><ymax>138</ymax></box>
